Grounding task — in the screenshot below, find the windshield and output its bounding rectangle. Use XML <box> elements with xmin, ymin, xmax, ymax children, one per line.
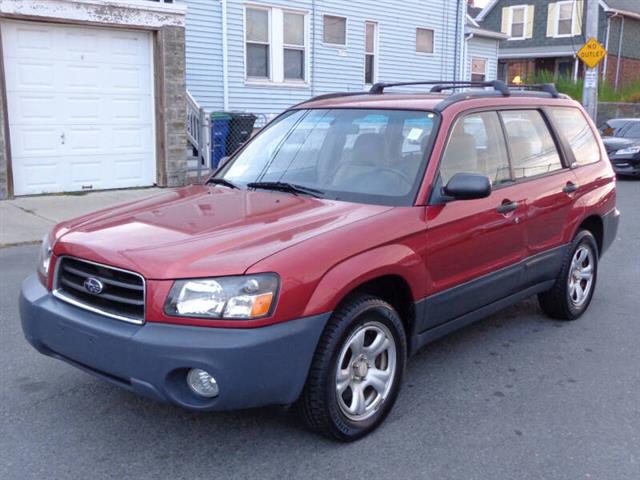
<box><xmin>215</xmin><ymin>108</ymin><xmax>438</xmax><ymax>206</ymax></box>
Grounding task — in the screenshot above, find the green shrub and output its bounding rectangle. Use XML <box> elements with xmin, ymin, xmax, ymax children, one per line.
<box><xmin>524</xmin><ymin>71</ymin><xmax>640</xmax><ymax>103</ymax></box>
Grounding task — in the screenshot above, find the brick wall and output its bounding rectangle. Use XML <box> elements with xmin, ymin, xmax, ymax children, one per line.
<box><xmin>0</xmin><ymin>72</ymin><xmax>7</xmax><ymax>200</ymax></box>
<box><xmin>604</xmin><ymin>56</ymin><xmax>640</xmax><ymax>89</ymax></box>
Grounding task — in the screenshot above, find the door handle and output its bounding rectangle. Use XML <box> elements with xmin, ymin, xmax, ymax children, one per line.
<box><xmin>497</xmin><ymin>200</ymin><xmax>518</xmax><ymax>214</ymax></box>
<box><xmin>563</xmin><ymin>182</ymin><xmax>578</xmax><ymax>194</ymax></box>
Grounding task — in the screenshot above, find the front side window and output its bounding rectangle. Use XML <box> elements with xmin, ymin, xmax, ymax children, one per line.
<box><xmin>323</xmin><ymin>15</ymin><xmax>346</xmax><ymax>45</ymax></box>
<box><xmin>217</xmin><ymin>109</ymin><xmax>438</xmax><ymax>206</ymax></box>
<box><xmin>471</xmin><ymin>58</ymin><xmax>487</xmax><ymax>82</ymax></box>
<box><xmin>416</xmin><ymin>28</ymin><xmax>434</xmax><ymax>54</ymax></box>
<box><xmin>246</xmin><ymin>8</ymin><xmax>270</xmax><ymax>79</ymax></box>
<box><xmin>548</xmin><ymin>107</ymin><xmax>600</xmax><ymax>166</ymax></box>
<box><xmin>440</xmin><ymin>112</ymin><xmax>511</xmax><ymax>185</ymax></box>
<box><xmin>500</xmin><ymin>110</ymin><xmax>563</xmax><ymax>178</ymax></box>
<box><xmin>510</xmin><ymin>6</ymin><xmax>526</xmax><ymax>38</ymax></box>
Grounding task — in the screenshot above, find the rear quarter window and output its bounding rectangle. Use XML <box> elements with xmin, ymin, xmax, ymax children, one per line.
<box><xmin>548</xmin><ymin>107</ymin><xmax>600</xmax><ymax>166</ymax></box>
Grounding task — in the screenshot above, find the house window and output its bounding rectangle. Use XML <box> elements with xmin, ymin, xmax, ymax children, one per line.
<box><xmin>323</xmin><ymin>15</ymin><xmax>346</xmax><ymax>45</ymax></box>
<box><xmin>416</xmin><ymin>28</ymin><xmax>434</xmax><ymax>54</ymax></box>
<box><xmin>364</xmin><ymin>22</ymin><xmax>377</xmax><ymax>84</ymax></box>
<box><xmin>471</xmin><ymin>58</ymin><xmax>487</xmax><ymax>82</ymax></box>
<box><xmin>557</xmin><ymin>2</ymin><xmax>574</xmax><ymax>35</ymax></box>
<box><xmin>245</xmin><ymin>7</ymin><xmax>308</xmax><ymax>84</ymax></box>
<box><xmin>510</xmin><ymin>6</ymin><xmax>526</xmax><ymax>39</ymax></box>
<box><xmin>284</xmin><ymin>12</ymin><xmax>305</xmax><ymax>80</ymax></box>
<box><xmin>246</xmin><ymin>8</ymin><xmax>270</xmax><ymax>79</ymax></box>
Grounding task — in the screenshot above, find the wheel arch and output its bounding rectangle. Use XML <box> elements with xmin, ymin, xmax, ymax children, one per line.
<box><xmin>575</xmin><ymin>214</ymin><xmax>604</xmax><ymax>254</ymax></box>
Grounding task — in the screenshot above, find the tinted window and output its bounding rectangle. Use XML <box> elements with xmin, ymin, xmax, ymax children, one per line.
<box><xmin>218</xmin><ymin>108</ymin><xmax>437</xmax><ymax>206</ymax></box>
<box><xmin>440</xmin><ymin>112</ymin><xmax>511</xmax><ymax>185</ymax></box>
<box><xmin>549</xmin><ymin>107</ymin><xmax>600</xmax><ymax>166</ymax></box>
<box><xmin>621</xmin><ymin>122</ymin><xmax>640</xmax><ymax>139</ymax></box>
<box><xmin>500</xmin><ymin>110</ymin><xmax>562</xmax><ymax>179</ymax></box>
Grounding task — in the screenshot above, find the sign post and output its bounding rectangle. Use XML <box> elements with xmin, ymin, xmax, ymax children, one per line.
<box><xmin>579</xmin><ymin>0</ymin><xmax>604</xmax><ymax>121</ymax></box>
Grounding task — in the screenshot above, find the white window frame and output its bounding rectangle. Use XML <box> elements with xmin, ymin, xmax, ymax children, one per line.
<box><xmin>322</xmin><ymin>14</ymin><xmax>348</xmax><ymax>47</ymax></box>
<box><xmin>364</xmin><ymin>21</ymin><xmax>378</xmax><ymax>86</ymax></box>
<box><xmin>243</xmin><ymin>4</ymin><xmax>310</xmax><ymax>87</ymax></box>
<box><xmin>554</xmin><ymin>0</ymin><xmax>578</xmax><ymax>38</ymax></box>
<box><xmin>507</xmin><ymin>5</ymin><xmax>528</xmax><ymax>40</ymax></box>
<box><xmin>244</xmin><ymin>5</ymin><xmax>272</xmax><ymax>81</ymax></box>
<box><xmin>470</xmin><ymin>57</ymin><xmax>488</xmax><ymax>82</ymax></box>
<box><xmin>415</xmin><ymin>27</ymin><xmax>435</xmax><ymax>55</ymax></box>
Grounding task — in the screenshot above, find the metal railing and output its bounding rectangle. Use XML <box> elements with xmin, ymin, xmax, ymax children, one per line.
<box><xmin>186</xmin><ymin>90</ymin><xmax>210</xmax><ymax>178</ymax></box>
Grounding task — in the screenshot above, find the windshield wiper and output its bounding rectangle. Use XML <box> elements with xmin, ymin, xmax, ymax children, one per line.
<box><xmin>246</xmin><ymin>181</ymin><xmax>325</xmax><ymax>198</ymax></box>
<box><xmin>206</xmin><ymin>177</ymin><xmax>239</xmax><ymax>189</ymax></box>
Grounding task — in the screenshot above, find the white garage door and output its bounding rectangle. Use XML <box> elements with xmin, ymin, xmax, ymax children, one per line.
<box><xmin>2</xmin><ymin>21</ymin><xmax>155</xmax><ymax>195</ymax></box>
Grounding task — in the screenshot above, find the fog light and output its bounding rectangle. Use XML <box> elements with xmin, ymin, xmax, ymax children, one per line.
<box><xmin>186</xmin><ymin>368</ymin><xmax>219</xmax><ymax>398</ymax></box>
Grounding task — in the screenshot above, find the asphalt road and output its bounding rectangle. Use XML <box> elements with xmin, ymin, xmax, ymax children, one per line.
<box><xmin>1</xmin><ymin>180</ymin><xmax>639</xmax><ymax>480</ymax></box>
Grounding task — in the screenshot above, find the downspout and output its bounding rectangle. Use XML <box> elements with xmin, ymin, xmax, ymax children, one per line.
<box><xmin>311</xmin><ymin>0</ymin><xmax>316</xmax><ymax>96</ymax></box>
<box><xmin>464</xmin><ymin>33</ymin><xmax>474</xmax><ymax>81</ymax></box>
<box><xmin>454</xmin><ymin>0</ymin><xmax>462</xmax><ymax>80</ymax></box>
<box><xmin>602</xmin><ymin>13</ymin><xmax>614</xmax><ymax>82</ymax></box>
<box><xmin>615</xmin><ymin>15</ymin><xmax>624</xmax><ymax>91</ymax></box>
<box><xmin>221</xmin><ymin>0</ymin><xmax>229</xmax><ymax>110</ymax></box>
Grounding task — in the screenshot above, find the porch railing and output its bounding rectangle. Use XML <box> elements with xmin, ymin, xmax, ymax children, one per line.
<box><xmin>186</xmin><ymin>90</ymin><xmax>210</xmax><ymax>178</ymax></box>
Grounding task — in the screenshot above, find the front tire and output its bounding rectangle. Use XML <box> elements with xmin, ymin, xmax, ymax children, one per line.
<box><xmin>300</xmin><ymin>295</ymin><xmax>407</xmax><ymax>441</ymax></box>
<box><xmin>538</xmin><ymin>230</ymin><xmax>599</xmax><ymax>320</ymax></box>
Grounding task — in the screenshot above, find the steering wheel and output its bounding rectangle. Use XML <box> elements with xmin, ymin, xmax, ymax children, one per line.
<box><xmin>369</xmin><ymin>167</ymin><xmax>413</xmax><ymax>187</ymax></box>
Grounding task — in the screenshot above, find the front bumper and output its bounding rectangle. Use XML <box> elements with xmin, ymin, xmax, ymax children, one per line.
<box><xmin>609</xmin><ymin>155</ymin><xmax>640</xmax><ymax>176</ymax></box>
<box><xmin>20</xmin><ymin>275</ymin><xmax>330</xmax><ymax>411</ymax></box>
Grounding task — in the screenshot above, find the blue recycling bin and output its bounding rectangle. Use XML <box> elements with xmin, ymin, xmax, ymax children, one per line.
<box><xmin>210</xmin><ymin>112</ymin><xmax>231</xmax><ymax>169</ymax></box>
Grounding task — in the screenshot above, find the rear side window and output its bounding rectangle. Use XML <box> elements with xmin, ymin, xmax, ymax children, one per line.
<box><xmin>548</xmin><ymin>107</ymin><xmax>600</xmax><ymax>166</ymax></box>
<box><xmin>621</xmin><ymin>122</ymin><xmax>640</xmax><ymax>139</ymax></box>
<box><xmin>500</xmin><ymin>110</ymin><xmax>562</xmax><ymax>179</ymax></box>
<box><xmin>440</xmin><ymin>112</ymin><xmax>511</xmax><ymax>185</ymax></box>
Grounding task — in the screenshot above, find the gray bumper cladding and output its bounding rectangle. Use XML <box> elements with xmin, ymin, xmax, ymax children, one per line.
<box><xmin>20</xmin><ymin>275</ymin><xmax>330</xmax><ymax>411</ymax></box>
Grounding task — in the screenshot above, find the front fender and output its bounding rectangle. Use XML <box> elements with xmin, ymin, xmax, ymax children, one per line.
<box><xmin>302</xmin><ymin>244</ymin><xmax>427</xmax><ymax>317</ymax></box>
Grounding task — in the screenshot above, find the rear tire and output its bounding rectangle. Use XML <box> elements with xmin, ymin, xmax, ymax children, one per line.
<box><xmin>538</xmin><ymin>230</ymin><xmax>599</xmax><ymax>320</ymax></box>
<box><xmin>300</xmin><ymin>294</ymin><xmax>407</xmax><ymax>442</ymax></box>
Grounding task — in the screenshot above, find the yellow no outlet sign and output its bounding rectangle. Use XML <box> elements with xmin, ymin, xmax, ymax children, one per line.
<box><xmin>577</xmin><ymin>37</ymin><xmax>607</xmax><ymax>69</ymax></box>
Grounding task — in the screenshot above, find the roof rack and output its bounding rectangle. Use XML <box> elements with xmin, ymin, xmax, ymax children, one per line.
<box><xmin>369</xmin><ymin>80</ymin><xmax>510</xmax><ymax>96</ymax></box>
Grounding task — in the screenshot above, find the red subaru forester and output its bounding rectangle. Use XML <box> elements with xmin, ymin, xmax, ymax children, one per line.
<box><xmin>20</xmin><ymin>81</ymin><xmax>619</xmax><ymax>441</ymax></box>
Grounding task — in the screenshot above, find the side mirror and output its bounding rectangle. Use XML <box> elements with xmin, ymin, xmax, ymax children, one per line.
<box><xmin>443</xmin><ymin>173</ymin><xmax>491</xmax><ymax>200</ymax></box>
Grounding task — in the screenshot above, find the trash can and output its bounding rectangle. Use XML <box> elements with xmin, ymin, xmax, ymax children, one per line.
<box><xmin>210</xmin><ymin>112</ymin><xmax>231</xmax><ymax>169</ymax></box>
<box><xmin>226</xmin><ymin>113</ymin><xmax>257</xmax><ymax>157</ymax></box>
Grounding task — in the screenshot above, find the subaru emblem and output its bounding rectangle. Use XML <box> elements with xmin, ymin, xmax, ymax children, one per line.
<box><xmin>83</xmin><ymin>277</ymin><xmax>104</xmax><ymax>295</ymax></box>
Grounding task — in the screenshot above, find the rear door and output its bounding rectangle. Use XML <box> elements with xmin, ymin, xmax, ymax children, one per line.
<box><xmin>498</xmin><ymin>109</ymin><xmax>579</xmax><ymax>287</ymax></box>
<box><xmin>423</xmin><ymin>111</ymin><xmax>527</xmax><ymax>329</ymax></box>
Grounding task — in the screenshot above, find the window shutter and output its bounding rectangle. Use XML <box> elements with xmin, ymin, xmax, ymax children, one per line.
<box><xmin>501</xmin><ymin>7</ymin><xmax>510</xmax><ymax>34</ymax></box>
<box><xmin>547</xmin><ymin>3</ymin><xmax>558</xmax><ymax>37</ymax></box>
<box><xmin>573</xmin><ymin>0</ymin><xmax>584</xmax><ymax>36</ymax></box>
<box><xmin>525</xmin><ymin>5</ymin><xmax>535</xmax><ymax>38</ymax></box>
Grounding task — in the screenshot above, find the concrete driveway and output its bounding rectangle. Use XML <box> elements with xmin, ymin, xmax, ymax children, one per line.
<box><xmin>0</xmin><ymin>180</ymin><xmax>639</xmax><ymax>479</ymax></box>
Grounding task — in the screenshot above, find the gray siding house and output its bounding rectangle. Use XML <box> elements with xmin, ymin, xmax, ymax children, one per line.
<box><xmin>475</xmin><ymin>0</ymin><xmax>640</xmax><ymax>89</ymax></box>
<box><xmin>184</xmin><ymin>0</ymin><xmax>490</xmax><ymax>123</ymax></box>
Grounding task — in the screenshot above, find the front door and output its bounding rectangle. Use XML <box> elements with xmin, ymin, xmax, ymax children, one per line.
<box><xmin>423</xmin><ymin>111</ymin><xmax>527</xmax><ymax>330</ymax></box>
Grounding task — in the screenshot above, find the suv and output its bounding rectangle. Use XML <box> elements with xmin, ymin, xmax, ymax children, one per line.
<box><xmin>20</xmin><ymin>81</ymin><xmax>619</xmax><ymax>441</ymax></box>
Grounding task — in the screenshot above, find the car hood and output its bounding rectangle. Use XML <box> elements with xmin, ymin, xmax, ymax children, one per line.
<box><xmin>602</xmin><ymin>136</ymin><xmax>636</xmax><ymax>153</ymax></box>
<box><xmin>52</xmin><ymin>185</ymin><xmax>392</xmax><ymax>280</ymax></box>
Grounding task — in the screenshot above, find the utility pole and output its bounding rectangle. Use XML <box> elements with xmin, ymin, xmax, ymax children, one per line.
<box><xmin>582</xmin><ymin>0</ymin><xmax>600</xmax><ymax>120</ymax></box>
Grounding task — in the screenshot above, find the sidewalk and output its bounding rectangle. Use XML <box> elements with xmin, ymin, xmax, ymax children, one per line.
<box><xmin>0</xmin><ymin>188</ymin><xmax>162</xmax><ymax>247</ymax></box>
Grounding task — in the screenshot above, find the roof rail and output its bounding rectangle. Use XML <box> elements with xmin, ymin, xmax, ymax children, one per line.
<box><xmin>369</xmin><ymin>80</ymin><xmax>510</xmax><ymax>96</ymax></box>
<box><xmin>507</xmin><ymin>83</ymin><xmax>561</xmax><ymax>98</ymax></box>
<box><xmin>291</xmin><ymin>91</ymin><xmax>370</xmax><ymax>109</ymax></box>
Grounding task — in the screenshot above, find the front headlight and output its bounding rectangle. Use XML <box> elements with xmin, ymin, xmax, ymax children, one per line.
<box><xmin>37</xmin><ymin>233</ymin><xmax>53</xmax><ymax>281</ymax></box>
<box><xmin>615</xmin><ymin>146</ymin><xmax>640</xmax><ymax>155</ymax></box>
<box><xmin>164</xmin><ymin>274</ymin><xmax>279</xmax><ymax>319</ymax></box>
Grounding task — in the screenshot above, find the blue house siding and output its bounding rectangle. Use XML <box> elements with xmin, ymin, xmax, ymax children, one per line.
<box><xmin>466</xmin><ymin>37</ymin><xmax>499</xmax><ymax>81</ymax></box>
<box><xmin>184</xmin><ymin>0</ymin><xmax>467</xmax><ymax>116</ymax></box>
<box><xmin>185</xmin><ymin>0</ymin><xmax>224</xmax><ymax>110</ymax></box>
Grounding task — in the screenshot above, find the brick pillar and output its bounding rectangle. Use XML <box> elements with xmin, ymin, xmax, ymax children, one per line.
<box><xmin>156</xmin><ymin>25</ymin><xmax>187</xmax><ymax>188</ymax></box>
<box><xmin>0</xmin><ymin>47</ymin><xmax>9</xmax><ymax>199</ymax></box>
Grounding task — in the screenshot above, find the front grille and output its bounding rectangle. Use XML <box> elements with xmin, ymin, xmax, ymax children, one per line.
<box><xmin>54</xmin><ymin>257</ymin><xmax>145</xmax><ymax>324</ymax></box>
